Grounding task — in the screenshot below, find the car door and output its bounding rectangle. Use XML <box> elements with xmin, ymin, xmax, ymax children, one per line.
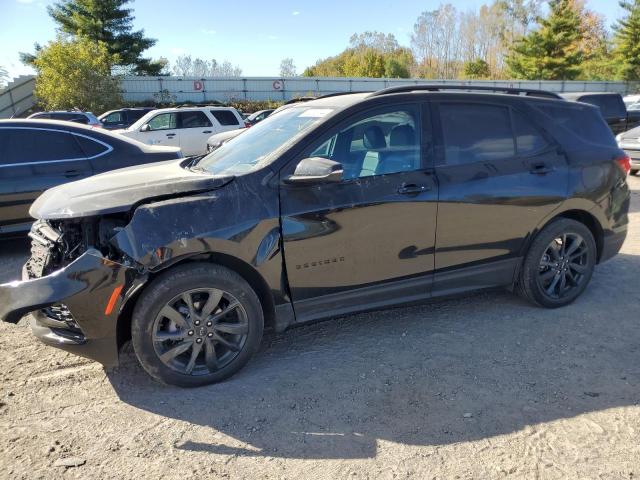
<box><xmin>139</xmin><ymin>112</ymin><xmax>180</xmax><ymax>149</ymax></box>
<box><xmin>177</xmin><ymin>111</ymin><xmax>214</xmax><ymax>156</ymax></box>
<box><xmin>0</xmin><ymin>127</ymin><xmax>93</xmax><ymax>233</ymax></box>
<box><xmin>279</xmin><ymin>103</ymin><xmax>438</xmax><ymax>322</ymax></box>
<box><xmin>431</xmin><ymin>101</ymin><xmax>568</xmax><ymax>295</ymax></box>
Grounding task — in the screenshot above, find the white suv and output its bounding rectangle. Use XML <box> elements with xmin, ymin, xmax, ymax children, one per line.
<box><xmin>117</xmin><ymin>106</ymin><xmax>244</xmax><ymax>156</ymax></box>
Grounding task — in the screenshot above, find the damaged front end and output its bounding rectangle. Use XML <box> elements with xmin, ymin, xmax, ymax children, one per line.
<box><xmin>0</xmin><ymin>218</ymin><xmax>145</xmax><ymax>366</ymax></box>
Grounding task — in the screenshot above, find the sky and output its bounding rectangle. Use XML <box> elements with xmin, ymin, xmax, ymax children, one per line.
<box><xmin>0</xmin><ymin>0</ymin><xmax>627</xmax><ymax>81</ymax></box>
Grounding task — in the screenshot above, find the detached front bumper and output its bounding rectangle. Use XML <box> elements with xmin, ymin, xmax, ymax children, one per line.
<box><xmin>0</xmin><ymin>249</ymin><xmax>138</xmax><ymax>367</ymax></box>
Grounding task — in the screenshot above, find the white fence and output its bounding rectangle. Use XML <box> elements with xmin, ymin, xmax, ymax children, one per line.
<box><xmin>1</xmin><ymin>75</ymin><xmax>639</xmax><ymax>118</ymax></box>
<box><xmin>120</xmin><ymin>76</ymin><xmax>640</xmax><ymax>104</ymax></box>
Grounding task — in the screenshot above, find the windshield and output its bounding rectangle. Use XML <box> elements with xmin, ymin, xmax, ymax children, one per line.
<box><xmin>196</xmin><ymin>106</ymin><xmax>334</xmax><ymax>175</ymax></box>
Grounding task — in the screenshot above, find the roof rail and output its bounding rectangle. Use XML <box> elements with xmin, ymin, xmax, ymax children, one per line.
<box><xmin>368</xmin><ymin>84</ymin><xmax>563</xmax><ymax>100</ymax></box>
<box><xmin>283</xmin><ymin>96</ymin><xmax>318</xmax><ymax>105</ymax></box>
<box><xmin>316</xmin><ymin>91</ymin><xmax>371</xmax><ymax>100</ymax></box>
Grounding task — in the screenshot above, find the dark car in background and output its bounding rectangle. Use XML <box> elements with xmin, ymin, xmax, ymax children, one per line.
<box><xmin>98</xmin><ymin>107</ymin><xmax>156</xmax><ymax>130</ymax></box>
<box><xmin>0</xmin><ymin>86</ymin><xmax>630</xmax><ymax>387</ymax></box>
<box><xmin>561</xmin><ymin>92</ymin><xmax>640</xmax><ymax>134</ymax></box>
<box><xmin>27</xmin><ymin>110</ymin><xmax>102</xmax><ymax>127</ymax></box>
<box><xmin>0</xmin><ymin>119</ymin><xmax>182</xmax><ymax>236</ymax></box>
<box><xmin>244</xmin><ymin>109</ymin><xmax>274</xmax><ymax>127</ymax></box>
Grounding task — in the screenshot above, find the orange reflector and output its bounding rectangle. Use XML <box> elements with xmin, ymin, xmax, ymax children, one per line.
<box><xmin>105</xmin><ymin>285</ymin><xmax>124</xmax><ymax>315</ymax></box>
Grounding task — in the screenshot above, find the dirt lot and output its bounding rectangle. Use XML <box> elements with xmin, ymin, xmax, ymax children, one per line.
<box><xmin>1</xmin><ymin>177</ymin><xmax>639</xmax><ymax>480</ymax></box>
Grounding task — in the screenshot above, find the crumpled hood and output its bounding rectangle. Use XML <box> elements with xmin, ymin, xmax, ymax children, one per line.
<box><xmin>30</xmin><ymin>160</ymin><xmax>233</xmax><ymax>220</ymax></box>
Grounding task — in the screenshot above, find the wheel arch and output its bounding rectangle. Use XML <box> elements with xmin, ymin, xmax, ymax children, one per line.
<box><xmin>525</xmin><ymin>208</ymin><xmax>604</xmax><ymax>264</ymax></box>
<box><xmin>116</xmin><ymin>252</ymin><xmax>277</xmax><ymax>350</ymax></box>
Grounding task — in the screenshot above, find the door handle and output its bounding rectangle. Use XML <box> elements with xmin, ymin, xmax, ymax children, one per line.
<box><xmin>64</xmin><ymin>169</ymin><xmax>81</xmax><ymax>178</ymax></box>
<box><xmin>166</xmin><ymin>133</ymin><xmax>176</xmax><ymax>137</ymax></box>
<box><xmin>202</xmin><ymin>130</ymin><xmax>212</xmax><ymax>134</ymax></box>
<box><xmin>529</xmin><ymin>163</ymin><xmax>553</xmax><ymax>175</ymax></box>
<box><xmin>397</xmin><ymin>184</ymin><xmax>429</xmax><ymax>195</ymax></box>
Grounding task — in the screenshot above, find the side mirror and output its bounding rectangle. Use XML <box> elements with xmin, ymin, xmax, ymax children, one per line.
<box><xmin>285</xmin><ymin>157</ymin><xmax>343</xmax><ymax>184</ymax></box>
<box><xmin>140</xmin><ymin>124</ymin><xmax>151</xmax><ymax>132</ymax></box>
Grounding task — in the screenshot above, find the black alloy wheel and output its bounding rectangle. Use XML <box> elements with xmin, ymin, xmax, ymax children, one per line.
<box><xmin>152</xmin><ymin>288</ymin><xmax>249</xmax><ymax>376</ymax></box>
<box><xmin>132</xmin><ymin>263</ymin><xmax>263</xmax><ymax>387</ymax></box>
<box><xmin>517</xmin><ymin>218</ymin><xmax>596</xmax><ymax>308</ymax></box>
<box><xmin>537</xmin><ymin>233</ymin><xmax>589</xmax><ymax>299</ymax></box>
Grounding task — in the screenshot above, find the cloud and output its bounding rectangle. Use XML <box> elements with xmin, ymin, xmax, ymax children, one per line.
<box><xmin>267</xmin><ymin>35</ymin><xmax>278</xmax><ymax>40</ymax></box>
<box><xmin>292</xmin><ymin>11</ymin><xmax>300</xmax><ymax>15</ymax></box>
<box><xmin>201</xmin><ymin>28</ymin><xmax>216</xmax><ymax>35</ymax></box>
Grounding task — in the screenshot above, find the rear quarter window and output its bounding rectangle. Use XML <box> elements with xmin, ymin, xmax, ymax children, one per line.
<box><xmin>534</xmin><ymin>103</ymin><xmax>617</xmax><ymax>147</ymax></box>
<box><xmin>210</xmin><ymin>110</ymin><xmax>240</xmax><ymax>126</ymax></box>
<box><xmin>74</xmin><ymin>134</ymin><xmax>111</xmax><ymax>157</ymax></box>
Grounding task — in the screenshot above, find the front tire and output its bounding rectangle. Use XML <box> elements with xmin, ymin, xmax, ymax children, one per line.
<box><xmin>131</xmin><ymin>263</ymin><xmax>264</xmax><ymax>387</ymax></box>
<box><xmin>518</xmin><ymin>219</ymin><xmax>596</xmax><ymax>308</ymax></box>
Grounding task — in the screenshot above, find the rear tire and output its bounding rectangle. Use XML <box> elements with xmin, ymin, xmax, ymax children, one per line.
<box><xmin>517</xmin><ymin>219</ymin><xmax>596</xmax><ymax>308</ymax></box>
<box><xmin>131</xmin><ymin>263</ymin><xmax>263</xmax><ymax>387</ymax></box>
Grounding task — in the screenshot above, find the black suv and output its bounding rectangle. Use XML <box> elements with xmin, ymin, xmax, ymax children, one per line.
<box><xmin>0</xmin><ymin>86</ymin><xmax>630</xmax><ymax>387</ymax></box>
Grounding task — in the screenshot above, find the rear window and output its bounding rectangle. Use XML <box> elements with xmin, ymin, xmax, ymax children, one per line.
<box><xmin>439</xmin><ymin>103</ymin><xmax>515</xmax><ymax>165</ymax></box>
<box><xmin>534</xmin><ymin>103</ymin><xmax>616</xmax><ymax>147</ymax></box>
<box><xmin>210</xmin><ymin>110</ymin><xmax>240</xmax><ymax>126</ymax></box>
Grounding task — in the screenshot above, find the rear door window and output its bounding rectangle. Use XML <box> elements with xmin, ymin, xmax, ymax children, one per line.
<box><xmin>1</xmin><ymin>128</ymin><xmax>86</xmax><ymax>164</ymax></box>
<box><xmin>512</xmin><ymin>110</ymin><xmax>550</xmax><ymax>155</ymax></box>
<box><xmin>179</xmin><ymin>111</ymin><xmax>212</xmax><ymax>128</ymax></box>
<box><xmin>210</xmin><ymin>110</ymin><xmax>240</xmax><ymax>126</ymax></box>
<box><xmin>438</xmin><ymin>103</ymin><xmax>515</xmax><ymax>165</ymax></box>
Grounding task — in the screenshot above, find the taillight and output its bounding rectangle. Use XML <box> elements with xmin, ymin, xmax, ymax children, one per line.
<box><xmin>615</xmin><ymin>154</ymin><xmax>631</xmax><ymax>176</ymax></box>
<box><xmin>244</xmin><ymin>122</ymin><xmax>251</xmax><ymax>128</ymax></box>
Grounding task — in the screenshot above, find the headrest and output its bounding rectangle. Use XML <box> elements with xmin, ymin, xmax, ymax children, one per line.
<box><xmin>363</xmin><ymin>126</ymin><xmax>386</xmax><ymax>149</ymax></box>
<box><xmin>390</xmin><ymin>124</ymin><xmax>415</xmax><ymax>147</ymax></box>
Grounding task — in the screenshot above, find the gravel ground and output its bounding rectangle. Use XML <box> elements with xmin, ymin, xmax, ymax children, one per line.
<box><xmin>1</xmin><ymin>176</ymin><xmax>639</xmax><ymax>480</ymax></box>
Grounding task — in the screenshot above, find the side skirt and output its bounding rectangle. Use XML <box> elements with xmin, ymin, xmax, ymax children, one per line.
<box><xmin>288</xmin><ymin>257</ymin><xmax>521</xmax><ymax>327</ymax></box>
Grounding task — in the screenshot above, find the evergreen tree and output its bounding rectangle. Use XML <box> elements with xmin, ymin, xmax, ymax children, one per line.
<box><xmin>613</xmin><ymin>0</ymin><xmax>640</xmax><ymax>80</ymax></box>
<box><xmin>22</xmin><ymin>0</ymin><xmax>163</xmax><ymax>75</ymax></box>
<box><xmin>506</xmin><ymin>0</ymin><xmax>583</xmax><ymax>80</ymax></box>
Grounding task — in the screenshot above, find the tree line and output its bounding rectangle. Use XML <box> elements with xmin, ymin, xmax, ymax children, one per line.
<box><xmin>303</xmin><ymin>0</ymin><xmax>640</xmax><ymax>81</ymax></box>
<box><xmin>10</xmin><ymin>0</ymin><xmax>640</xmax><ymax>114</ymax></box>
